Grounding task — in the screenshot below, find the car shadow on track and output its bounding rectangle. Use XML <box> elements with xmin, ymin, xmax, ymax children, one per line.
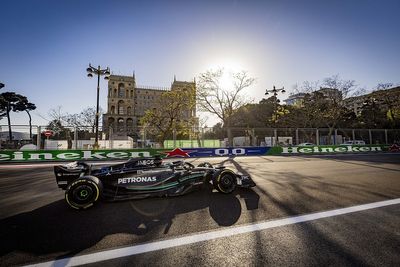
<box><xmin>0</xmin><ymin>187</ymin><xmax>259</xmax><ymax>264</ymax></box>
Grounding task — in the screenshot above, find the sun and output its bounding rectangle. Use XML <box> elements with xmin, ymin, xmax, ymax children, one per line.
<box><xmin>219</xmin><ymin>71</ymin><xmax>234</xmax><ymax>90</ymax></box>
<box><xmin>206</xmin><ymin>61</ymin><xmax>244</xmax><ymax>90</ymax></box>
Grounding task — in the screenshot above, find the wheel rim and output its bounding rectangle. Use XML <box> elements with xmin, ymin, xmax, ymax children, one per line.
<box><xmin>70</xmin><ymin>184</ymin><xmax>96</xmax><ymax>205</ymax></box>
<box><xmin>219</xmin><ymin>174</ymin><xmax>236</xmax><ymax>192</ymax></box>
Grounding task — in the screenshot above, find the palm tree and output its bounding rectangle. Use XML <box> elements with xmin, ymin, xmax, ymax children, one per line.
<box><xmin>0</xmin><ymin>92</ymin><xmax>35</xmax><ymax>142</ymax></box>
<box><xmin>15</xmin><ymin>100</ymin><xmax>37</xmax><ymax>140</ymax></box>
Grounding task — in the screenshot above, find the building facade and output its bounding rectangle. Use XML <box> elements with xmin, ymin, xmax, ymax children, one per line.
<box><xmin>344</xmin><ymin>86</ymin><xmax>400</xmax><ymax>115</ymax></box>
<box><xmin>283</xmin><ymin>92</ymin><xmax>306</xmax><ymax>105</ymax></box>
<box><xmin>284</xmin><ymin>86</ymin><xmax>400</xmax><ymax>116</ymax></box>
<box><xmin>103</xmin><ymin>74</ymin><xmax>196</xmax><ymax>139</ymax></box>
<box><xmin>284</xmin><ymin>88</ymin><xmax>342</xmax><ymax>106</ymax></box>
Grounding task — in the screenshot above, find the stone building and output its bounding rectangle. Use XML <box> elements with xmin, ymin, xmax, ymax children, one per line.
<box><xmin>283</xmin><ymin>92</ymin><xmax>306</xmax><ymax>105</ymax></box>
<box><xmin>103</xmin><ymin>73</ymin><xmax>196</xmax><ymax>139</ymax></box>
<box><xmin>284</xmin><ymin>88</ymin><xmax>341</xmax><ymax>106</ymax></box>
<box><xmin>344</xmin><ymin>86</ymin><xmax>400</xmax><ymax>115</ymax></box>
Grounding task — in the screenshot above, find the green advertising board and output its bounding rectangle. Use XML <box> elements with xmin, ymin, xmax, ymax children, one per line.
<box><xmin>163</xmin><ymin>139</ymin><xmax>221</xmax><ymax>148</ymax></box>
<box><xmin>0</xmin><ymin>149</ymin><xmax>170</xmax><ymax>162</ymax></box>
<box><xmin>267</xmin><ymin>145</ymin><xmax>390</xmax><ymax>155</ymax></box>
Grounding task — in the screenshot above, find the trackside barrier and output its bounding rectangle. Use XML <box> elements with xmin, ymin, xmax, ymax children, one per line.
<box><xmin>0</xmin><ymin>145</ymin><xmax>397</xmax><ymax>162</ymax></box>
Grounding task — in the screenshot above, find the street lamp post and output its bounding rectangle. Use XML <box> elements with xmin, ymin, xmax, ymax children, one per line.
<box><xmin>265</xmin><ymin>85</ymin><xmax>285</xmax><ymax>124</ymax></box>
<box><xmin>86</xmin><ymin>64</ymin><xmax>110</xmax><ymax>149</ymax></box>
<box><xmin>265</xmin><ymin>85</ymin><xmax>285</xmax><ymax>146</ymax></box>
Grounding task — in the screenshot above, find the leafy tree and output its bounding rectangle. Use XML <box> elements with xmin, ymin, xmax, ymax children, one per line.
<box><xmin>356</xmin><ymin>98</ymin><xmax>387</xmax><ymax>128</ymax></box>
<box><xmin>372</xmin><ymin>84</ymin><xmax>400</xmax><ymax>127</ymax></box>
<box><xmin>229</xmin><ymin>98</ymin><xmax>275</xmax><ymax>128</ymax></box>
<box><xmin>140</xmin><ymin>86</ymin><xmax>196</xmax><ymax>146</ymax></box>
<box><xmin>203</xmin><ymin>122</ymin><xmax>225</xmax><ymax>139</ymax></box>
<box><xmin>197</xmin><ymin>69</ymin><xmax>255</xmax><ymax>145</ymax></box>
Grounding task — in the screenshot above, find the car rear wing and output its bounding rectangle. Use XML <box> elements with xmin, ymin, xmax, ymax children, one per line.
<box><xmin>54</xmin><ymin>162</ymin><xmax>90</xmax><ymax>189</ymax></box>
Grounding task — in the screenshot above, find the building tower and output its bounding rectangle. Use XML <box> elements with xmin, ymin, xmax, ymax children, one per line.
<box><xmin>103</xmin><ymin>74</ymin><xmax>136</xmax><ymax>139</ymax></box>
<box><xmin>103</xmin><ymin>72</ymin><xmax>197</xmax><ymax>141</ymax></box>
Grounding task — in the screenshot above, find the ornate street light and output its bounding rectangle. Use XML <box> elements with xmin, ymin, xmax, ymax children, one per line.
<box><xmin>265</xmin><ymin>86</ymin><xmax>285</xmax><ymax>124</ymax></box>
<box><xmin>86</xmin><ymin>64</ymin><xmax>110</xmax><ymax>149</ymax></box>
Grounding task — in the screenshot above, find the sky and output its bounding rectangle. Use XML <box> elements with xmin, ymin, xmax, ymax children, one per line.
<box><xmin>1</xmin><ymin>0</ymin><xmax>399</xmax><ymax>127</ymax></box>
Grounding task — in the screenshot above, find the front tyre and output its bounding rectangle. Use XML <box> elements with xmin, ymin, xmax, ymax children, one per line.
<box><xmin>214</xmin><ymin>170</ymin><xmax>237</xmax><ymax>194</ymax></box>
<box><xmin>65</xmin><ymin>176</ymin><xmax>102</xmax><ymax>210</ymax></box>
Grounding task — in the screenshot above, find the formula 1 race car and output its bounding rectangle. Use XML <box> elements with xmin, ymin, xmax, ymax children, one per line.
<box><xmin>54</xmin><ymin>156</ymin><xmax>256</xmax><ymax>209</ymax></box>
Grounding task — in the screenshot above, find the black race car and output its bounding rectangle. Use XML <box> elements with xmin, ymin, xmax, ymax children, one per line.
<box><xmin>54</xmin><ymin>156</ymin><xmax>256</xmax><ymax>209</ymax></box>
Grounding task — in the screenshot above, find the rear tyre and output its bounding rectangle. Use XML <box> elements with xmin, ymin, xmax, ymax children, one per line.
<box><xmin>65</xmin><ymin>176</ymin><xmax>102</xmax><ymax>210</ymax></box>
<box><xmin>213</xmin><ymin>171</ymin><xmax>237</xmax><ymax>194</ymax></box>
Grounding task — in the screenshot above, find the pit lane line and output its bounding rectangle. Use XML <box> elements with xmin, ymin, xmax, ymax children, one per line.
<box><xmin>24</xmin><ymin>198</ymin><xmax>400</xmax><ymax>267</ymax></box>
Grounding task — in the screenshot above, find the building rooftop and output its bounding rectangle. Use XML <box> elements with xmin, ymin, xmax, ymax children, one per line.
<box><xmin>135</xmin><ymin>85</ymin><xmax>169</xmax><ymax>91</ymax></box>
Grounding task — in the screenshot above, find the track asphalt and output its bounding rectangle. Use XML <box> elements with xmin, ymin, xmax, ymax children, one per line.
<box><xmin>0</xmin><ymin>154</ymin><xmax>399</xmax><ymax>266</ymax></box>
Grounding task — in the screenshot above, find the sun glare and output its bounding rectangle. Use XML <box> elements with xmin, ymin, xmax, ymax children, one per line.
<box><xmin>219</xmin><ymin>71</ymin><xmax>234</xmax><ymax>89</ymax></box>
<box><xmin>206</xmin><ymin>61</ymin><xmax>243</xmax><ymax>90</ymax></box>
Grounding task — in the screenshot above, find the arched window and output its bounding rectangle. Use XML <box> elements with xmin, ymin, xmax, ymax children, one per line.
<box><xmin>108</xmin><ymin>118</ymin><xmax>115</xmax><ymax>130</ymax></box>
<box><xmin>118</xmin><ymin>83</ymin><xmax>125</xmax><ymax>97</ymax></box>
<box><xmin>118</xmin><ymin>100</ymin><xmax>124</xmax><ymax>115</ymax></box>
<box><xmin>110</xmin><ymin>106</ymin><xmax>115</xmax><ymax>114</ymax></box>
<box><xmin>117</xmin><ymin>118</ymin><xmax>124</xmax><ymax>132</ymax></box>
<box><xmin>126</xmin><ymin>118</ymin><xmax>133</xmax><ymax>132</ymax></box>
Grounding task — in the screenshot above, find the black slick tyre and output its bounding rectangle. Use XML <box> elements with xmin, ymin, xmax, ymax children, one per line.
<box><xmin>65</xmin><ymin>176</ymin><xmax>102</xmax><ymax>209</ymax></box>
<box><xmin>214</xmin><ymin>170</ymin><xmax>237</xmax><ymax>194</ymax></box>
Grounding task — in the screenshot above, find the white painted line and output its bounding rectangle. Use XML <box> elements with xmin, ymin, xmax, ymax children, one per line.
<box><xmin>25</xmin><ymin>198</ymin><xmax>400</xmax><ymax>267</ymax></box>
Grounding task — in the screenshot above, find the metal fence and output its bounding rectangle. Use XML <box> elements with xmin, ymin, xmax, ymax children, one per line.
<box><xmin>1</xmin><ymin>125</ymin><xmax>400</xmax><ymax>150</ymax></box>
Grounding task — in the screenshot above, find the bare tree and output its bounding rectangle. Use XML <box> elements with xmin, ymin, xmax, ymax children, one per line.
<box><xmin>64</xmin><ymin>107</ymin><xmax>103</xmax><ymax>132</ymax></box>
<box><xmin>47</xmin><ymin>106</ymin><xmax>68</xmax><ymax>126</ymax></box>
<box><xmin>322</xmin><ymin>74</ymin><xmax>356</xmax><ymax>100</ymax></box>
<box><xmin>197</xmin><ymin>69</ymin><xmax>255</xmax><ymax>145</ymax></box>
<box><xmin>293</xmin><ymin>80</ymin><xmax>321</xmax><ymax>94</ymax></box>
